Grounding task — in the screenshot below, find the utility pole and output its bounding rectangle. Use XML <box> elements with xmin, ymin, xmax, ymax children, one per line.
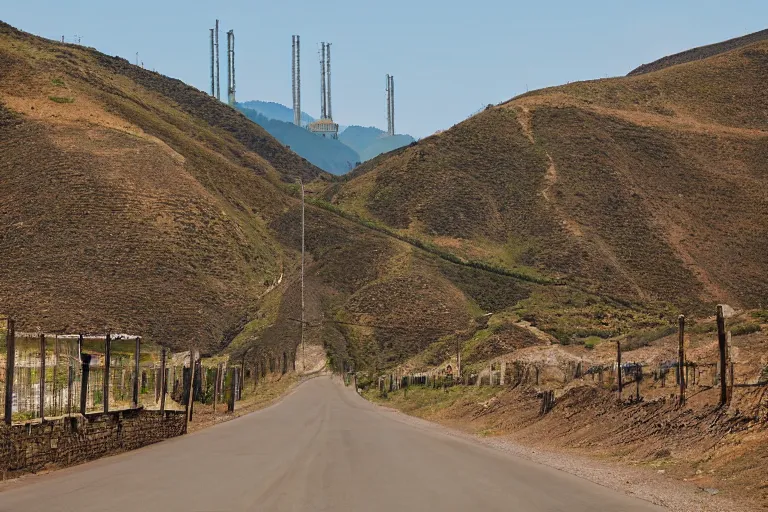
<box><xmin>301</xmin><ymin>179</ymin><xmax>305</xmax><ymax>372</ymax></box>
<box><xmin>678</xmin><ymin>314</ymin><xmax>686</xmax><ymax>406</ymax></box>
<box><xmin>717</xmin><ymin>305</ymin><xmax>728</xmax><ymax>407</ymax></box>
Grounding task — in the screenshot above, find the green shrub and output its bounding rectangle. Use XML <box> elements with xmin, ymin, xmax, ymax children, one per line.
<box><xmin>731</xmin><ymin>322</ymin><xmax>761</xmax><ymax>336</ymax></box>
<box><xmin>583</xmin><ymin>336</ymin><xmax>603</xmax><ymax>349</ymax></box>
<box><xmin>623</xmin><ymin>325</ymin><xmax>676</xmax><ymax>351</ymax></box>
<box><xmin>51</xmin><ymin>78</ymin><xmax>65</xmax><ymax>86</ymax></box>
<box><xmin>49</xmin><ymin>96</ymin><xmax>74</xmax><ymax>103</ymax></box>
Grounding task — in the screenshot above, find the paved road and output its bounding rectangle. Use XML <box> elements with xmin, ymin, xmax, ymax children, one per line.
<box><xmin>0</xmin><ymin>377</ymin><xmax>663</xmax><ymax>511</ymax></box>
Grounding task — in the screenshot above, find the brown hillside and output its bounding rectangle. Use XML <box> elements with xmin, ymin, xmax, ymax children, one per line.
<box><xmin>334</xmin><ymin>39</ymin><xmax>768</xmax><ymax>311</ymax></box>
<box><xmin>628</xmin><ymin>28</ymin><xmax>768</xmax><ymax>76</ymax></box>
<box><xmin>0</xmin><ymin>21</ymin><xmax>484</xmax><ymax>368</ymax></box>
<box><xmin>0</xmin><ymin>22</ymin><xmax>323</xmax><ymax>351</ymax></box>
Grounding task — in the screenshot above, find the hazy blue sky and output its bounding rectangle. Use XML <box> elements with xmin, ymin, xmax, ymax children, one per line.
<box><xmin>3</xmin><ymin>1</ymin><xmax>766</xmax><ymax>137</ymax></box>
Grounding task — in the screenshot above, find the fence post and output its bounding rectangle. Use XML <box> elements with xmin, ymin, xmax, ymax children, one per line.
<box><xmin>227</xmin><ymin>368</ymin><xmax>237</xmax><ymax>412</ymax></box>
<box><xmin>186</xmin><ymin>350</ymin><xmax>196</xmax><ymax>426</ymax></box>
<box><xmin>678</xmin><ymin>315</ymin><xmax>686</xmax><ymax>406</ymax></box>
<box><xmin>4</xmin><ymin>319</ymin><xmax>15</xmax><ymax>425</ymax></box>
<box><xmin>213</xmin><ymin>363</ymin><xmax>220</xmax><ymax>411</ymax></box>
<box><xmin>716</xmin><ymin>305</ymin><xmax>728</xmax><ymax>407</ymax></box>
<box><xmin>617</xmin><ymin>340</ymin><xmax>623</xmax><ymax>398</ymax></box>
<box><xmin>159</xmin><ymin>347</ymin><xmax>167</xmax><ymax>413</ymax></box>
<box><xmin>727</xmin><ymin>331</ymin><xmax>734</xmax><ymax>403</ymax></box>
<box><xmin>80</xmin><ymin>353</ymin><xmax>91</xmax><ymax>415</ymax></box>
<box><xmin>39</xmin><ymin>333</ymin><xmax>46</xmax><ymax>421</ymax></box>
<box><xmin>133</xmin><ymin>337</ymin><xmax>141</xmax><ymax>409</ymax></box>
<box><xmin>103</xmin><ymin>333</ymin><xmax>111</xmax><ymax>413</ymax></box>
<box><xmin>500</xmin><ymin>361</ymin><xmax>506</xmax><ymax>386</ymax></box>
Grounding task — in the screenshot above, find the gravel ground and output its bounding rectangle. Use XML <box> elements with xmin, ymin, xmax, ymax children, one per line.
<box><xmin>376</xmin><ymin>403</ymin><xmax>758</xmax><ymax>512</ymax></box>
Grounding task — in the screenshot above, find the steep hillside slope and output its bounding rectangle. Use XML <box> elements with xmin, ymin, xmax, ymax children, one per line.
<box><xmin>0</xmin><ymin>22</ymin><xmax>326</xmax><ymax>351</ymax></box>
<box><xmin>333</xmin><ymin>39</ymin><xmax>768</xmax><ymax>311</ymax></box>
<box><xmin>629</xmin><ymin>28</ymin><xmax>768</xmax><ymax>76</ymax></box>
<box><xmin>238</xmin><ymin>106</ymin><xmax>360</xmax><ymax>174</ymax></box>
<box><xmin>0</xmin><ymin>22</ymin><xmax>488</xmax><ymax>369</ymax></box>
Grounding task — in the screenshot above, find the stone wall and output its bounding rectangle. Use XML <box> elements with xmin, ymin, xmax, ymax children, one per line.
<box><xmin>0</xmin><ymin>409</ymin><xmax>186</xmax><ymax>477</ymax></box>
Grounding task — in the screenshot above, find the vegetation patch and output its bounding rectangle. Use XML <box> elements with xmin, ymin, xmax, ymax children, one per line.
<box><xmin>731</xmin><ymin>322</ymin><xmax>761</xmax><ymax>336</ymax></box>
<box><xmin>48</xmin><ymin>96</ymin><xmax>74</xmax><ymax>103</ymax></box>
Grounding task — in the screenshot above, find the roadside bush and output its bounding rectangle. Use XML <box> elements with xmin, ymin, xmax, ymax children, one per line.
<box><xmin>731</xmin><ymin>322</ymin><xmax>761</xmax><ymax>336</ymax></box>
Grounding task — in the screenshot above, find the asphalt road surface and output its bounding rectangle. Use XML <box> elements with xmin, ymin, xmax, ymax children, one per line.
<box><xmin>0</xmin><ymin>377</ymin><xmax>663</xmax><ymax>511</ymax></box>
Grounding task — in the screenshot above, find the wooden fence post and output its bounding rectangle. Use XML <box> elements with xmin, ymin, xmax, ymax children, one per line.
<box><xmin>617</xmin><ymin>340</ymin><xmax>623</xmax><ymax>398</ymax></box>
<box><xmin>186</xmin><ymin>350</ymin><xmax>196</xmax><ymax>426</ymax></box>
<box><xmin>213</xmin><ymin>363</ymin><xmax>220</xmax><ymax>411</ymax></box>
<box><xmin>133</xmin><ymin>337</ymin><xmax>141</xmax><ymax>409</ymax></box>
<box><xmin>103</xmin><ymin>333</ymin><xmax>111</xmax><ymax>413</ymax></box>
<box><xmin>80</xmin><ymin>353</ymin><xmax>91</xmax><ymax>415</ymax></box>
<box><xmin>227</xmin><ymin>368</ymin><xmax>237</xmax><ymax>412</ymax></box>
<box><xmin>678</xmin><ymin>314</ymin><xmax>686</xmax><ymax>406</ymax></box>
<box><xmin>716</xmin><ymin>305</ymin><xmax>728</xmax><ymax>407</ymax></box>
<box><xmin>159</xmin><ymin>348</ymin><xmax>167</xmax><ymax>413</ymax></box>
<box><xmin>4</xmin><ymin>319</ymin><xmax>15</xmax><ymax>425</ymax></box>
<box><xmin>500</xmin><ymin>361</ymin><xmax>506</xmax><ymax>386</ymax></box>
<box><xmin>39</xmin><ymin>333</ymin><xmax>45</xmax><ymax>421</ymax></box>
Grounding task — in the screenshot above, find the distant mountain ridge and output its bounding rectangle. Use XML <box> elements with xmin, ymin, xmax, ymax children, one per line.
<box><xmin>237</xmin><ymin>100</ymin><xmax>315</xmax><ymax>125</ymax></box>
<box><xmin>238</xmin><ymin>106</ymin><xmax>359</xmax><ymax>175</ymax></box>
<box><xmin>237</xmin><ymin>101</ymin><xmax>416</xmax><ymax>174</ymax></box>
<box><xmin>339</xmin><ymin>126</ymin><xmax>416</xmax><ymax>162</ymax></box>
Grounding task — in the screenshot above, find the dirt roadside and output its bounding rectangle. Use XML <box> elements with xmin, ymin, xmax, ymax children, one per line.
<box><xmin>364</xmin><ymin>385</ymin><xmax>763</xmax><ymax>512</ymax></box>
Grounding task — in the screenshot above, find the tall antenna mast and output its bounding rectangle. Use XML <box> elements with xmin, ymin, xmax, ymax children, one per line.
<box><xmin>297</xmin><ymin>36</ymin><xmax>301</xmax><ymax>126</ymax></box>
<box><xmin>386</xmin><ymin>74</ymin><xmax>391</xmax><ymax>136</ymax></box>
<box><xmin>292</xmin><ymin>35</ymin><xmax>302</xmax><ymax>126</ymax></box>
<box><xmin>326</xmin><ymin>43</ymin><xmax>332</xmax><ymax>121</ymax></box>
<box><xmin>390</xmin><ymin>75</ymin><xmax>395</xmax><ymax>135</ymax></box>
<box><xmin>320</xmin><ymin>43</ymin><xmax>327</xmax><ymax>119</ymax></box>
<box><xmin>292</xmin><ymin>36</ymin><xmax>297</xmax><ymax>124</ymax></box>
<box><xmin>215</xmin><ymin>19</ymin><xmax>220</xmax><ymax>100</ymax></box>
<box><xmin>227</xmin><ymin>30</ymin><xmax>236</xmax><ymax>105</ymax></box>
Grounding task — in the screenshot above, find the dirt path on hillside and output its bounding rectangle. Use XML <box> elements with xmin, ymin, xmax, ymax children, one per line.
<box><xmin>516</xmin><ymin>106</ymin><xmax>648</xmax><ymax>299</ymax></box>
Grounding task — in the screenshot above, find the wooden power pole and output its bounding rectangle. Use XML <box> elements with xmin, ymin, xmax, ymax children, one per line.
<box><xmin>678</xmin><ymin>314</ymin><xmax>686</xmax><ymax>406</ymax></box>
<box><xmin>716</xmin><ymin>305</ymin><xmax>728</xmax><ymax>407</ymax></box>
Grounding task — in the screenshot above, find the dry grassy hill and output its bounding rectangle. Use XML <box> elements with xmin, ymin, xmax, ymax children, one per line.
<box><xmin>0</xmin><ymin>21</ymin><xmax>324</xmax><ymax>352</ymax></box>
<box><xmin>333</xmin><ymin>37</ymin><xmax>768</xmax><ymax>315</ymax></box>
<box><xmin>3</xmin><ymin>21</ymin><xmax>765</xmax><ymax>377</ymax></box>
<box><xmin>628</xmin><ymin>28</ymin><xmax>768</xmax><ymax>76</ymax></box>
<box><xmin>0</xmin><ymin>21</ymin><xmax>483</xmax><ymax>369</ymax></box>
